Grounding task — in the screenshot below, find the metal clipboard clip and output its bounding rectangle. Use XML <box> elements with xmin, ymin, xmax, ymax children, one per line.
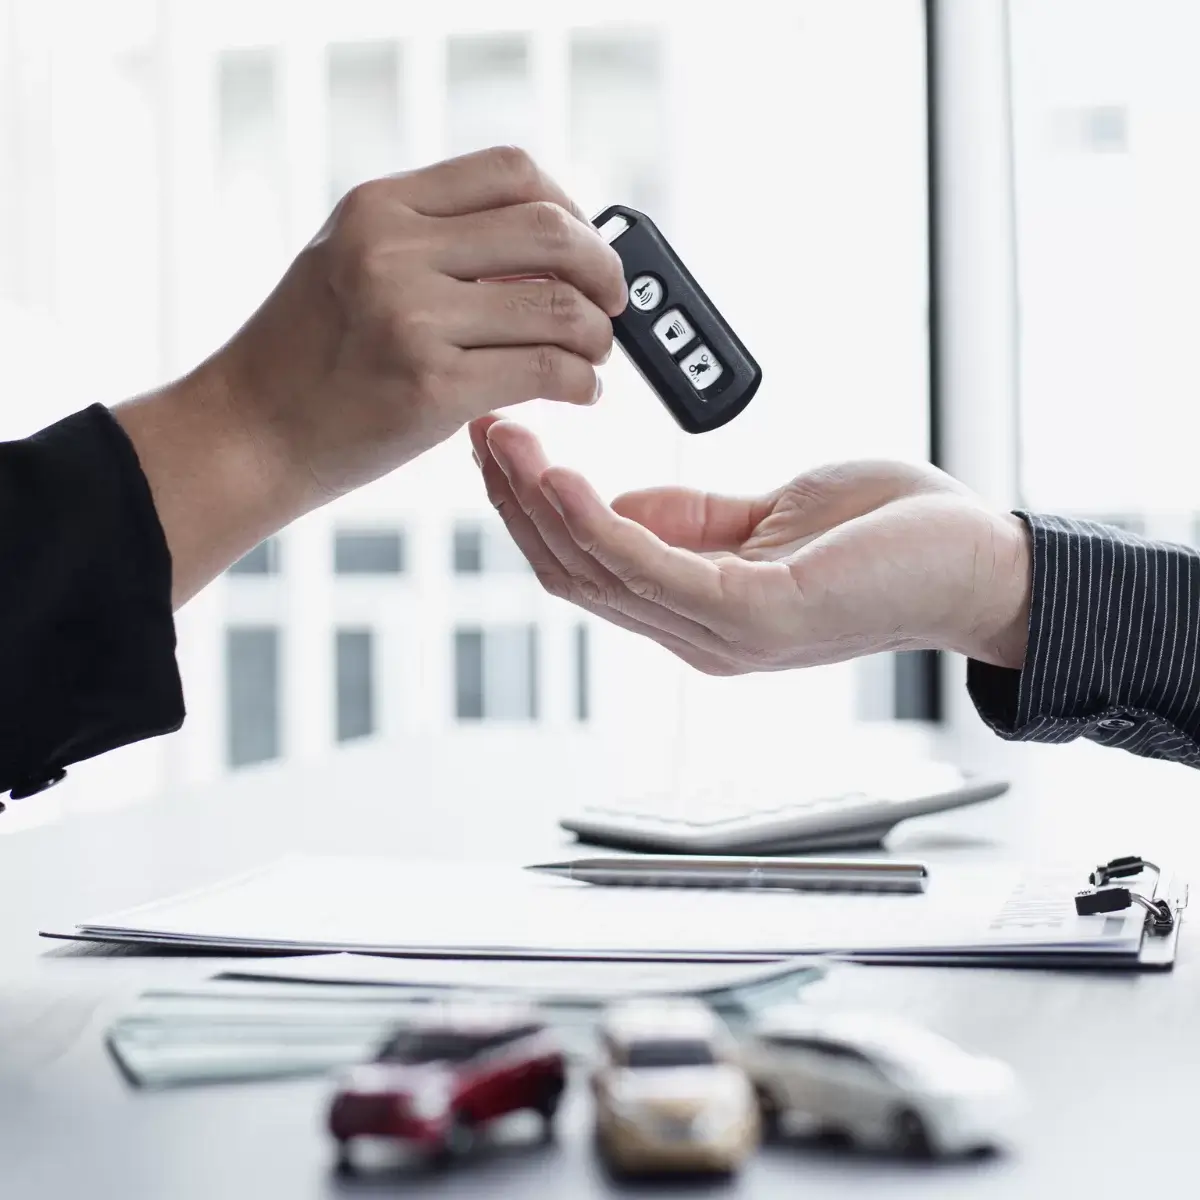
<box><xmin>1074</xmin><ymin>855</ymin><xmax>1179</xmax><ymax>936</ymax></box>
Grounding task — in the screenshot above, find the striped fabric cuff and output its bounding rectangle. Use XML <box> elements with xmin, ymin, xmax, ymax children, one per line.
<box><xmin>968</xmin><ymin>513</ymin><xmax>1200</xmax><ymax>766</ymax></box>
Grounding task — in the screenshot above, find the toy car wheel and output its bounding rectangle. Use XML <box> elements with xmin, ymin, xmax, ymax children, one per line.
<box><xmin>596</xmin><ymin>1136</ymin><xmax>630</xmax><ymax>1181</ymax></box>
<box><xmin>755</xmin><ymin>1086</ymin><xmax>783</xmax><ymax>1141</ymax></box>
<box><xmin>333</xmin><ymin>1139</ymin><xmax>354</xmax><ymax>1176</ymax></box>
<box><xmin>593</xmin><ymin>1122</ymin><xmax>622</xmax><ymax>1172</ymax></box>
<box><xmin>535</xmin><ymin>1077</ymin><xmax>565</xmax><ymax>1126</ymax></box>
<box><xmin>433</xmin><ymin>1111</ymin><xmax>476</xmax><ymax>1167</ymax></box>
<box><xmin>892</xmin><ymin>1108</ymin><xmax>933</xmax><ymax>1159</ymax></box>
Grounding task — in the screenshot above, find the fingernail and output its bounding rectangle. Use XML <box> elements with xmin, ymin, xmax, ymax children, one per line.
<box><xmin>541</xmin><ymin>477</ymin><xmax>565</xmax><ymax>515</ymax></box>
<box><xmin>488</xmin><ymin>437</ymin><xmax>512</xmax><ymax>477</ymax></box>
<box><xmin>592</xmin><ymin>376</ymin><xmax>604</xmax><ymax>404</ymax></box>
<box><xmin>471</xmin><ymin>448</ymin><xmax>481</xmax><ymax>468</ymax></box>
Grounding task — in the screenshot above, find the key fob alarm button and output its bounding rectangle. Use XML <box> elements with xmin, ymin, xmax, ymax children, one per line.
<box><xmin>652</xmin><ymin>309</ymin><xmax>696</xmax><ymax>352</ymax></box>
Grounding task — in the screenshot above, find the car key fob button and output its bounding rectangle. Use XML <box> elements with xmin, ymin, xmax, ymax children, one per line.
<box><xmin>594</xmin><ymin>203</ymin><xmax>761</xmax><ymax>433</ymax></box>
<box><xmin>652</xmin><ymin>309</ymin><xmax>696</xmax><ymax>353</ymax></box>
<box><xmin>629</xmin><ymin>273</ymin><xmax>665</xmax><ymax>312</ymax></box>
<box><xmin>679</xmin><ymin>344</ymin><xmax>724</xmax><ymax>393</ymax></box>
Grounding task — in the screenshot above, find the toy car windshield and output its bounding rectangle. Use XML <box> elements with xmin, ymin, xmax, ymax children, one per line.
<box><xmin>625</xmin><ymin>1039</ymin><xmax>717</xmax><ymax>1069</ymax></box>
<box><xmin>378</xmin><ymin>1032</ymin><xmax>490</xmax><ymax>1064</ymax></box>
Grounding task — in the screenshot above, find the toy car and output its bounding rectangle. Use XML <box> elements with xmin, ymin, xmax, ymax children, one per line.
<box><xmin>742</xmin><ymin>1006</ymin><xmax>1020</xmax><ymax>1158</ymax></box>
<box><xmin>590</xmin><ymin>997</ymin><xmax>759</xmax><ymax>1176</ymax></box>
<box><xmin>328</xmin><ymin>1002</ymin><xmax>566</xmax><ymax>1172</ymax></box>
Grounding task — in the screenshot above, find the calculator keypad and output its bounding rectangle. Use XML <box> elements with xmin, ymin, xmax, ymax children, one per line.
<box><xmin>563</xmin><ymin>765</ymin><xmax>1007</xmax><ymax>854</ymax></box>
<box><xmin>583</xmin><ymin>793</ymin><xmax>864</xmax><ymax>830</ymax></box>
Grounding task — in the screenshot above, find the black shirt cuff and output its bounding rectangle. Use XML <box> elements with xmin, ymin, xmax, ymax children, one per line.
<box><xmin>0</xmin><ymin>404</ymin><xmax>185</xmax><ymax>800</ymax></box>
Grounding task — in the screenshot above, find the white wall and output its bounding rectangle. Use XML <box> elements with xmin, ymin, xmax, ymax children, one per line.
<box><xmin>0</xmin><ymin>0</ymin><xmax>932</xmax><ymax>822</ymax></box>
<box><xmin>1011</xmin><ymin>0</ymin><xmax>1200</xmax><ymax>518</ymax></box>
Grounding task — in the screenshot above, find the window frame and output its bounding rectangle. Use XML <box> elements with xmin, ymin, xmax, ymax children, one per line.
<box><xmin>334</xmin><ymin>626</ymin><xmax>376</xmax><ymax>743</ymax></box>
<box><xmin>224</xmin><ymin>624</ymin><xmax>283</xmax><ymax>768</ymax></box>
<box><xmin>333</xmin><ymin>528</ymin><xmax>406</xmax><ymax>576</ymax></box>
<box><xmin>227</xmin><ymin>537</ymin><xmax>282</xmax><ymax>577</ymax></box>
<box><xmin>925</xmin><ymin>0</ymin><xmax>1023</xmax><ymax>753</ymax></box>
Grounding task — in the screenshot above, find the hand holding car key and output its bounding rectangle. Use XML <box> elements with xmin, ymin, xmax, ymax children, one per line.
<box><xmin>594</xmin><ymin>204</ymin><xmax>762</xmax><ymax>433</ymax></box>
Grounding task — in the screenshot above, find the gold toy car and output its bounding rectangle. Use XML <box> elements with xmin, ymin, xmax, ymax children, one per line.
<box><xmin>591</xmin><ymin>998</ymin><xmax>759</xmax><ymax>1176</ymax></box>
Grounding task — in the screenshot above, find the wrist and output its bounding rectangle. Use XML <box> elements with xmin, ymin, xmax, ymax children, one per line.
<box><xmin>112</xmin><ymin>357</ymin><xmax>304</xmax><ymax>607</ymax></box>
<box><xmin>958</xmin><ymin>511</ymin><xmax>1032</xmax><ymax>670</ymax></box>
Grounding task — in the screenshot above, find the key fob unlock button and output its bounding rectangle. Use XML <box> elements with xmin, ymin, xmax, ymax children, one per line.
<box><xmin>679</xmin><ymin>344</ymin><xmax>725</xmax><ymax>393</ymax></box>
<box><xmin>628</xmin><ymin>274</ymin><xmax>664</xmax><ymax>312</ymax></box>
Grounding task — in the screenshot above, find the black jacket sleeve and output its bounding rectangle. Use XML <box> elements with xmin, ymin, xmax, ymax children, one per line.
<box><xmin>0</xmin><ymin>404</ymin><xmax>184</xmax><ymax>805</ymax></box>
<box><xmin>968</xmin><ymin>512</ymin><xmax>1200</xmax><ymax>767</ymax></box>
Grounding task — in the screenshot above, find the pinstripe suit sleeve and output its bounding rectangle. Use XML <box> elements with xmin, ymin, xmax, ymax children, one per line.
<box><xmin>967</xmin><ymin>512</ymin><xmax>1200</xmax><ymax>767</ymax></box>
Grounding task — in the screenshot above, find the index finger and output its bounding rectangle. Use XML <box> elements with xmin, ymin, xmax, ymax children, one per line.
<box><xmin>397</xmin><ymin>145</ymin><xmax>587</xmax><ymax>221</ymax></box>
<box><xmin>436</xmin><ymin>204</ymin><xmax>627</xmax><ymax>318</ymax></box>
<box><xmin>538</xmin><ymin>467</ymin><xmax>730</xmax><ymax>628</ymax></box>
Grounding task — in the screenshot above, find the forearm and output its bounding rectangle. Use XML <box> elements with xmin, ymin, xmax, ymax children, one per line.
<box><xmin>969</xmin><ymin>514</ymin><xmax>1200</xmax><ymax>767</ymax></box>
<box><xmin>111</xmin><ymin>356</ymin><xmax>306</xmax><ymax>609</ymax></box>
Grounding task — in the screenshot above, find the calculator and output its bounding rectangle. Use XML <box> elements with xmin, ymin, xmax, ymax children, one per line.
<box><xmin>594</xmin><ymin>204</ymin><xmax>762</xmax><ymax>434</ymax></box>
<box><xmin>559</xmin><ymin>767</ymin><xmax>1010</xmax><ymax>855</ymax></box>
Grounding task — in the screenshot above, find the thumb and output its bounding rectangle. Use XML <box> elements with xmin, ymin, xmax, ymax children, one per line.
<box><xmin>611</xmin><ymin>486</ymin><xmax>772</xmax><ymax>552</ymax></box>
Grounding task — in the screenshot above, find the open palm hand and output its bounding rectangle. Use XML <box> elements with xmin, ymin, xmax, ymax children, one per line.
<box><xmin>468</xmin><ymin>415</ymin><xmax>1031</xmax><ymax>676</ymax></box>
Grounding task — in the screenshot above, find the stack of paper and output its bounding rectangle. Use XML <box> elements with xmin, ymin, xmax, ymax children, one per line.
<box><xmin>108</xmin><ymin>980</ymin><xmax>428</xmax><ymax>1088</ymax></box>
<box><xmin>218</xmin><ymin>952</ymin><xmax>827</xmax><ymax>1008</ymax></box>
<box><xmin>46</xmin><ymin>855</ymin><xmax>1185</xmax><ymax>967</ymax></box>
<box><xmin>107</xmin><ymin>956</ymin><xmax>830</xmax><ymax>1088</ymax></box>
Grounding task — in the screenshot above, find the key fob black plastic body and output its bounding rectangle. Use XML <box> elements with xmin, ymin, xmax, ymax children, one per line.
<box><xmin>594</xmin><ymin>204</ymin><xmax>762</xmax><ymax>434</ymax></box>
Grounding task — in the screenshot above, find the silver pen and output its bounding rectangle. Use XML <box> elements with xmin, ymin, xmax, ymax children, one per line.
<box><xmin>527</xmin><ymin>856</ymin><xmax>929</xmax><ymax>894</ymax></box>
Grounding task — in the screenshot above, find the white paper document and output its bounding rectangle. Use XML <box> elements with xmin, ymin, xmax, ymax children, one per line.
<box><xmin>218</xmin><ymin>952</ymin><xmax>826</xmax><ymax>998</ymax></box>
<box><xmin>47</xmin><ymin>854</ymin><xmax>1182</xmax><ymax>965</ymax></box>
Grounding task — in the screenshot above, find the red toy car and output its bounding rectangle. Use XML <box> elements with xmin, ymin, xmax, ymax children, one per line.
<box><xmin>328</xmin><ymin>1003</ymin><xmax>566</xmax><ymax>1171</ymax></box>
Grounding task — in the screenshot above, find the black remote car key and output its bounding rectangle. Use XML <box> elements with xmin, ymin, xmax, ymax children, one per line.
<box><xmin>594</xmin><ymin>204</ymin><xmax>761</xmax><ymax>434</ymax></box>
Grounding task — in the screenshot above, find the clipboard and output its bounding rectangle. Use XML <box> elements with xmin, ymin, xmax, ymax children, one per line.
<box><xmin>765</xmin><ymin>857</ymin><xmax>1188</xmax><ymax>970</ymax></box>
<box><xmin>1075</xmin><ymin>857</ymin><xmax>1189</xmax><ymax>971</ymax></box>
<box><xmin>39</xmin><ymin>853</ymin><xmax>1189</xmax><ymax>970</ymax></box>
